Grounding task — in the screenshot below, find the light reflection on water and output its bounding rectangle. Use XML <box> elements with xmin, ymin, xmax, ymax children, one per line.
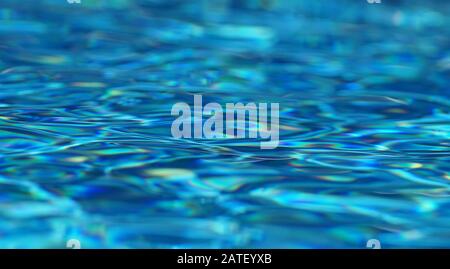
<box><xmin>0</xmin><ymin>0</ymin><xmax>449</xmax><ymax>248</ymax></box>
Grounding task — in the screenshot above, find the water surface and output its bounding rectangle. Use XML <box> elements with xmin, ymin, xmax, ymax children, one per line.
<box><xmin>0</xmin><ymin>0</ymin><xmax>449</xmax><ymax>248</ymax></box>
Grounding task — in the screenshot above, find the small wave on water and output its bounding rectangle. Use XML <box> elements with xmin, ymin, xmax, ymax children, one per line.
<box><xmin>0</xmin><ymin>0</ymin><xmax>449</xmax><ymax>248</ymax></box>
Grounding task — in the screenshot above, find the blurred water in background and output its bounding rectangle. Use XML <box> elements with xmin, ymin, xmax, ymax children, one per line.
<box><xmin>0</xmin><ymin>0</ymin><xmax>449</xmax><ymax>248</ymax></box>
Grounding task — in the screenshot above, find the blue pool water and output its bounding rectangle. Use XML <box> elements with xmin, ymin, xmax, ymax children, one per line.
<box><xmin>0</xmin><ymin>0</ymin><xmax>449</xmax><ymax>248</ymax></box>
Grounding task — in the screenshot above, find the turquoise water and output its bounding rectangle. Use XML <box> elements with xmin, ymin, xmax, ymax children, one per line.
<box><xmin>0</xmin><ymin>0</ymin><xmax>449</xmax><ymax>248</ymax></box>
